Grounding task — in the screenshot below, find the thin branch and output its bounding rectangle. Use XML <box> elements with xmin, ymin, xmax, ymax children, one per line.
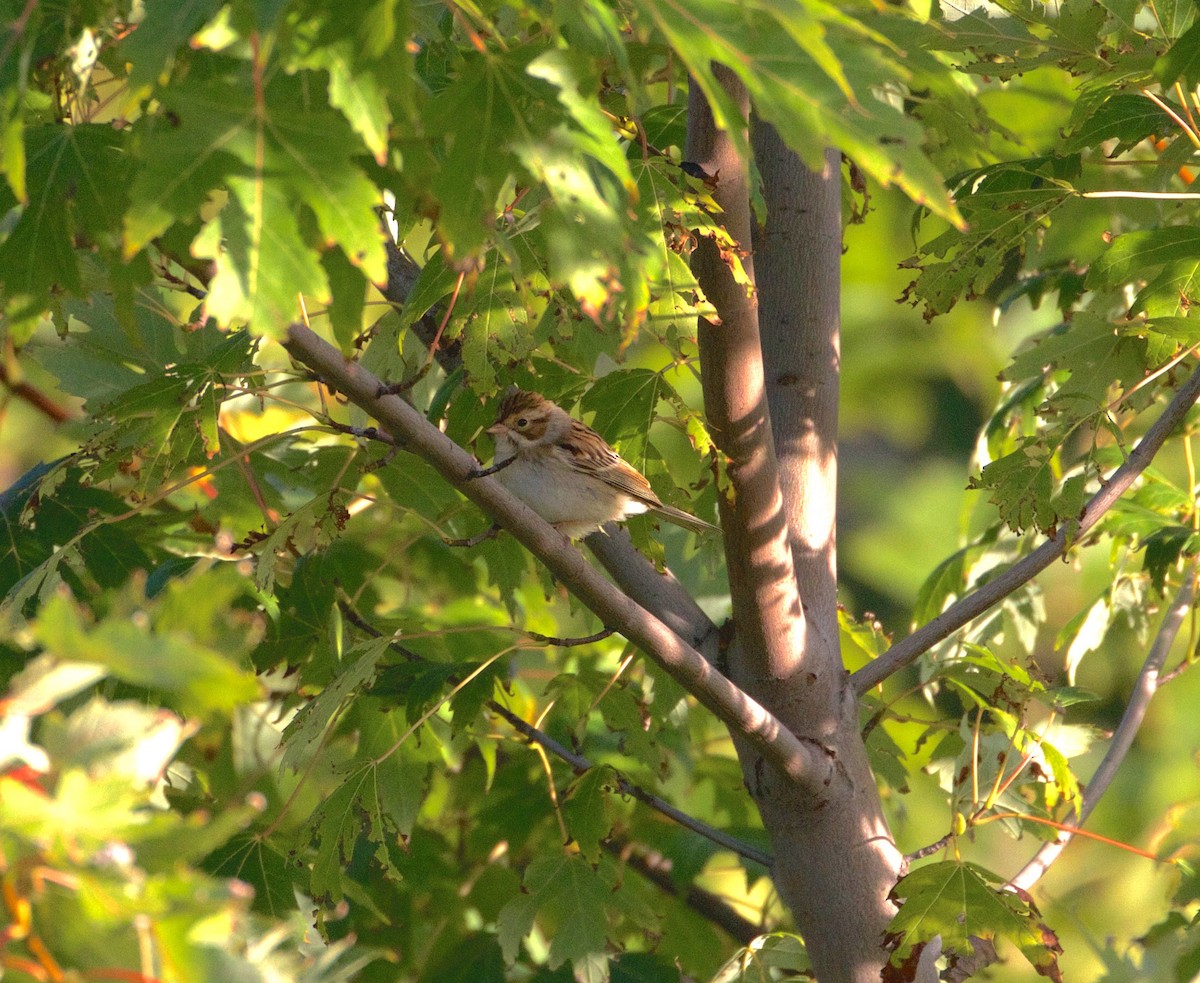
<box><xmin>286</xmin><ymin>323</ymin><xmax>834</xmax><ymax>791</ymax></box>
<box><xmin>852</xmin><ymin>363</ymin><xmax>1200</xmax><ymax>695</ymax></box>
<box><xmin>443</xmin><ymin>522</ymin><xmax>500</xmax><ymax>547</ymax></box>
<box><xmin>492</xmin><ymin>699</ymin><xmax>772</xmax><ymax>867</ymax></box>
<box><xmin>1075</xmin><ymin>190</ymin><xmax>1200</xmax><ymax>200</ymax></box>
<box><xmin>1007</xmin><ymin>566</ymin><xmax>1197</xmax><ymax>892</ymax></box>
<box><xmin>381</xmin><ymin>237</ymin><xmax>462</xmax><ymax>372</ymax></box>
<box><xmin>905</xmin><ymin>834</ymin><xmax>952</xmax><ymax>863</ymax></box>
<box><xmin>337</xmin><ymin>599</ymin><xmax>772</xmax><ymax>866</ymax></box>
<box><xmin>323</xmin><ymin>420</ymin><xmax>400</xmax><ymax>445</ymax></box>
<box><xmin>0</xmin><ymin>362</ymin><xmax>75</xmax><ymax>423</ymax></box>
<box><xmin>523</xmin><ymin>627</ymin><xmax>614</xmax><ymax>647</ymax></box>
<box><xmin>603</xmin><ymin>841</ymin><xmax>765</xmax><ymax>946</ymax></box>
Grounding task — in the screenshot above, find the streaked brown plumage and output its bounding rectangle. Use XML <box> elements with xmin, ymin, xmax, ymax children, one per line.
<box><xmin>486</xmin><ymin>389</ymin><xmax>717</xmax><ymax>539</ymax></box>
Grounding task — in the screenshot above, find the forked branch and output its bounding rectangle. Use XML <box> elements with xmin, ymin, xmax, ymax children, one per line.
<box><xmin>283</xmin><ymin>324</ymin><xmax>834</xmax><ymax>792</ymax></box>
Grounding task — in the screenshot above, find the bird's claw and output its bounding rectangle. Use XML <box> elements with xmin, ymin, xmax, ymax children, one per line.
<box><xmin>464</xmin><ymin>457</ymin><xmax>514</xmax><ymax>481</ymax></box>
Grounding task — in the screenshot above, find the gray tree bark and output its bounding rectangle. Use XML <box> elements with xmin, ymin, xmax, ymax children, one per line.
<box><xmin>687</xmin><ymin>70</ymin><xmax>907</xmax><ymax>983</ymax></box>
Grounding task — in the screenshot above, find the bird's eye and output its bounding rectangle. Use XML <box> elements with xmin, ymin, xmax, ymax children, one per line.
<box><xmin>516</xmin><ymin>417</ymin><xmax>528</xmax><ymax>428</ymax></box>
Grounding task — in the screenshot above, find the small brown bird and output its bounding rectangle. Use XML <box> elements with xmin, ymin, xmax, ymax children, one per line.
<box><xmin>486</xmin><ymin>389</ymin><xmax>717</xmax><ymax>539</ymax></box>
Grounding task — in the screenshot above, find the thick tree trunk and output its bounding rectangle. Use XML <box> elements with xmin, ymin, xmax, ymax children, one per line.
<box><xmin>687</xmin><ymin>74</ymin><xmax>906</xmax><ymax>983</ymax></box>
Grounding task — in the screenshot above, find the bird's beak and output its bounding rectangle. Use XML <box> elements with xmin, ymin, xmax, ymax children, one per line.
<box><xmin>486</xmin><ymin>423</ymin><xmax>506</xmax><ymax>436</ymax></box>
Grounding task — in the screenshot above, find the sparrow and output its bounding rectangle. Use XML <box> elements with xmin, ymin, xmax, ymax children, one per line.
<box><xmin>484</xmin><ymin>388</ymin><xmax>717</xmax><ymax>540</ymax></box>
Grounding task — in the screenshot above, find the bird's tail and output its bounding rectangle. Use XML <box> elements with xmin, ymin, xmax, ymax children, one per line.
<box><xmin>653</xmin><ymin>504</ymin><xmax>719</xmax><ymax>535</ymax></box>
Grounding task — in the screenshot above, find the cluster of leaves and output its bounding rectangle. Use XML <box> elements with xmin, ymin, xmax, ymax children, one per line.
<box><xmin>1</xmin><ymin>297</ymin><xmax>764</xmax><ymax>980</ymax></box>
<box><xmin>0</xmin><ymin>579</ymin><xmax>375</xmax><ymax>982</ymax></box>
<box><xmin>855</xmin><ymin>6</ymin><xmax>1200</xmax><ymax>975</ymax></box>
<box><xmin>898</xmin><ymin>0</ymin><xmax>1200</xmax><ymax>545</ymax></box>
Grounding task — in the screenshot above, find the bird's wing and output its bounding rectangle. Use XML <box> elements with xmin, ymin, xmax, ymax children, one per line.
<box><xmin>561</xmin><ymin>419</ymin><xmax>718</xmax><ymax>534</ymax></box>
<box><xmin>559</xmin><ymin>420</ymin><xmax>662</xmax><ymax>505</ymax></box>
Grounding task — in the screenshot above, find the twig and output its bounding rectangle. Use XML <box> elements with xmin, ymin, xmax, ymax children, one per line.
<box><xmin>1076</xmin><ymin>190</ymin><xmax>1200</xmax><ymax>200</ymax></box>
<box><xmin>335</xmin><ymin>599</ymin><xmax>773</xmax><ymax>867</ymax></box>
<box><xmin>852</xmin><ymin>363</ymin><xmax>1200</xmax><ymax>695</ymax></box>
<box><xmin>524</xmin><ymin>627</ymin><xmax>614</xmax><ymax>646</ymax></box>
<box><xmin>603</xmin><ymin>841</ymin><xmax>765</xmax><ymax>945</ymax></box>
<box><xmin>0</xmin><ymin>362</ymin><xmax>75</xmax><ymax>423</ymax></box>
<box><xmin>1007</xmin><ymin>566</ymin><xmax>1197</xmax><ymax>891</ymax></box>
<box><xmin>491</xmin><ymin>699</ymin><xmax>772</xmax><ymax>867</ymax></box>
<box><xmin>463</xmin><ymin>456</ymin><xmax>515</xmax><ymax>480</ymax></box>
<box><xmin>443</xmin><ymin>523</ymin><xmax>500</xmax><ymax>547</ymax></box>
<box><xmin>284</xmin><ymin>323</ymin><xmax>835</xmax><ymax>792</ymax></box>
<box><xmin>324</xmin><ymin>421</ymin><xmax>400</xmax><ymax>446</ymax></box>
<box><xmin>904</xmin><ymin>834</ymin><xmax>952</xmax><ymax>863</ymax></box>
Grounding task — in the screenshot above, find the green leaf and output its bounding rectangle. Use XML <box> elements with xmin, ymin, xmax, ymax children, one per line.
<box><xmin>886</xmin><ymin>862</ymin><xmax>1063</xmax><ymax>980</ymax></box>
<box><xmin>581</xmin><ymin>369</ymin><xmax>675</xmax><ymax>442</ymax></box>
<box><xmin>1144</xmin><ymin>527</ymin><xmax>1200</xmax><ymax>592</ymax></box>
<box><xmin>904</xmin><ymin>159</ymin><xmax>1074</xmax><ymax>318</ymax></box>
<box><xmin>121</xmin><ymin>0</ymin><xmax>225</xmax><ymax>92</ymax></box>
<box><xmin>1088</xmin><ymin>227</ymin><xmax>1200</xmax><ymax>291</ymax></box>
<box><xmin>459</xmin><ymin>254</ymin><xmax>540</xmax><ymax>391</ymax></box>
<box><xmin>1005</xmin><ymin>313</ymin><xmax>1149</xmax><ymax>410</ymax></box>
<box><xmin>205</xmin><ymin>834</ymin><xmax>298</xmax><ymax>918</ymax></box>
<box><xmin>2</xmin><ymin>653</ymin><xmax>107</xmax><ymax>715</ymax></box>
<box><xmin>912</xmin><ymin>546</ymin><xmax>972</xmax><ymax>626</ymax></box>
<box><xmin>0</xmin><ymin>125</ymin><xmax>129</xmax><ymax>325</ymax></box>
<box><xmin>422</xmin><ymin>932</ymin><xmax>506</xmax><ymax>983</ymax></box>
<box><xmin>303</xmin><ymin>726</ymin><xmax>431</xmax><ymax>905</ymax></box>
<box><xmin>631</xmin><ymin>0</ymin><xmax>960</xmax><ymax>226</ymax></box>
<box><xmin>38</xmin><ymin>696</ymin><xmax>190</xmax><ymax>783</ymax></box>
<box><xmin>1</xmin><ymin>770</ymin><xmax>145</xmax><ymax>848</ymax></box>
<box><xmin>498</xmin><ymin>854</ymin><xmax>612</xmax><ymax>968</ymax></box>
<box><xmin>321</xmin><ymin>247</ymin><xmax>369</xmax><ymax>350</ymax></box>
<box><xmin>424</xmin><ymin>49</ymin><xmax>549</xmax><ymax>257</ymax></box>
<box><xmin>32</xmin><ymin>594</ymin><xmax>260</xmax><ymax>717</ymax></box>
<box><xmin>710</xmin><ymin>933</ymin><xmax>810</xmax><ymax>983</ymax></box>
<box><xmin>1158</xmin><ymin>20</ymin><xmax>1200</xmax><ymax>89</ymax></box>
<box><xmin>562</xmin><ymin>765</ymin><xmax>616</xmax><ymax>864</ymax></box>
<box><xmin>126</xmin><ymin>63</ymin><xmax>385</xmax><ymax>335</ymax></box>
<box><xmin>280</xmin><ymin>638</ymin><xmax>392</xmax><ymax>773</ymax></box>
<box><xmin>968</xmin><ymin>444</ymin><xmax>1056</xmax><ymax>536</ymax></box>
<box><xmin>838</xmin><ymin>607</ymin><xmax>891</xmax><ymax>672</ymax></box>
<box><xmin>1063</xmin><ymin>91</ymin><xmax>1172</xmax><ymax>154</ymax></box>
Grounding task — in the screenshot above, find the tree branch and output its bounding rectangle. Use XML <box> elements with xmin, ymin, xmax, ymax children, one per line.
<box><xmin>604</xmin><ymin>841</ymin><xmax>765</xmax><ymax>946</ymax></box>
<box><xmin>1007</xmin><ymin>565</ymin><xmax>1197</xmax><ymax>891</ymax></box>
<box><xmin>339</xmin><ymin>598</ymin><xmax>772</xmax><ymax>867</ymax></box>
<box><xmin>284</xmin><ymin>323</ymin><xmax>834</xmax><ymax>791</ymax></box>
<box><xmin>585</xmin><ymin>524</ymin><xmax>719</xmax><ymax>658</ymax></box>
<box><xmin>852</xmin><ymin>363</ymin><xmax>1200</xmax><ymax>695</ymax></box>
<box><xmin>0</xmin><ymin>362</ymin><xmax>75</xmax><ymax>423</ymax></box>
<box><xmin>382</xmin><ymin>236</ymin><xmax>718</xmax><ymax>655</ymax></box>
<box><xmin>492</xmin><ymin>699</ymin><xmax>772</xmax><ymax>868</ymax></box>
